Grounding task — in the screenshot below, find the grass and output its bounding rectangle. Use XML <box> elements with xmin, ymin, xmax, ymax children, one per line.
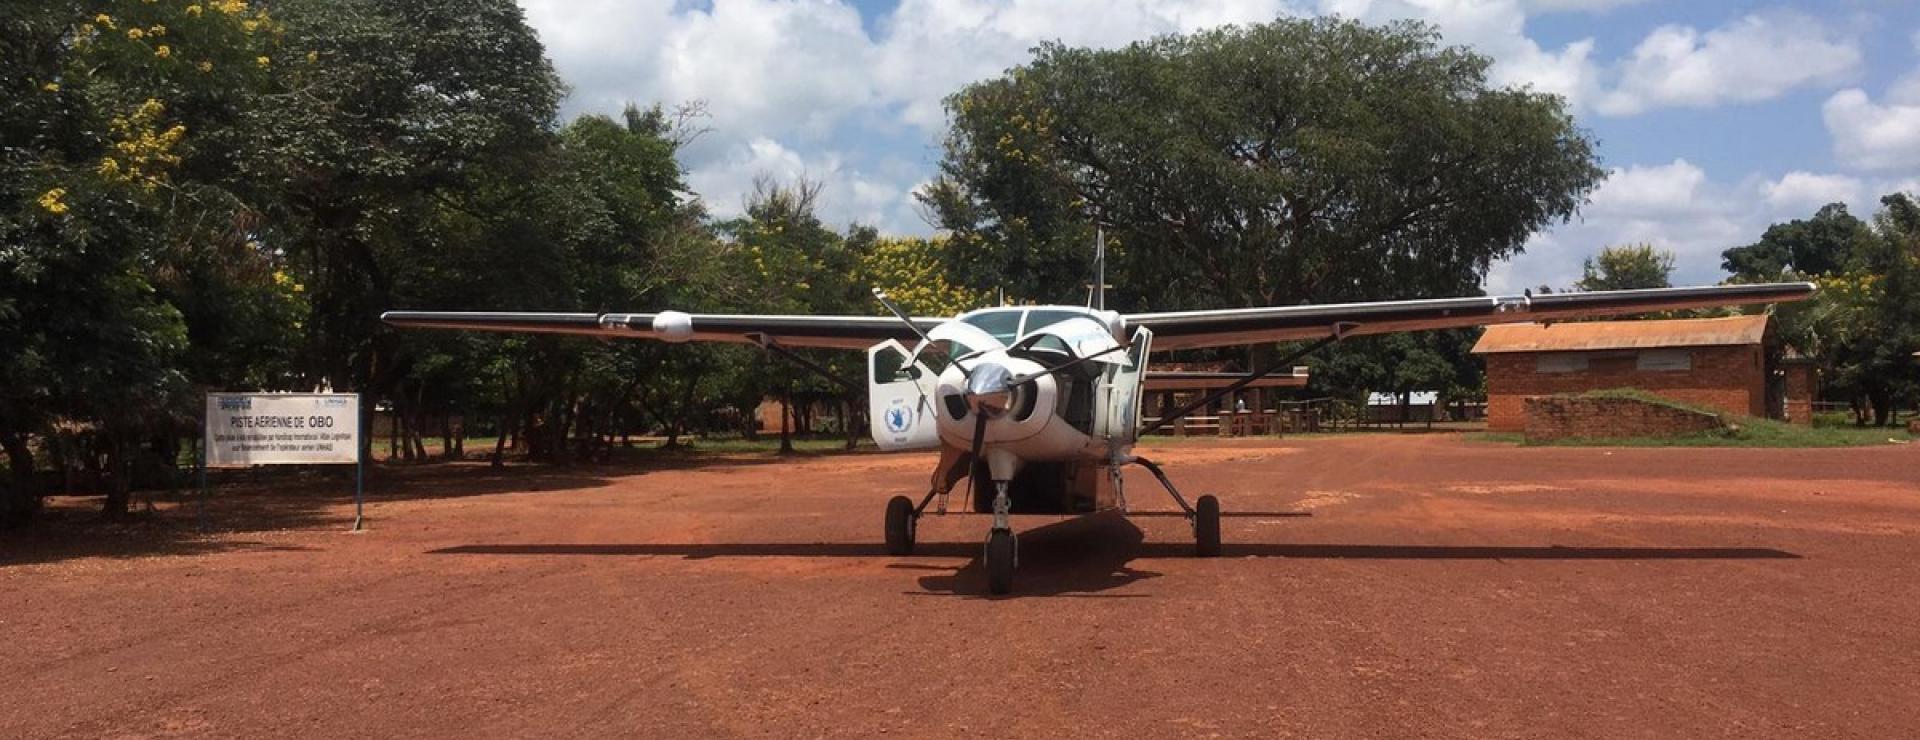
<box><xmin>1466</xmin><ymin>389</ymin><xmax>1911</xmax><ymax>448</ymax></box>
<box><xmin>665</xmin><ymin>436</ymin><xmax>865</xmax><ymax>454</ymax></box>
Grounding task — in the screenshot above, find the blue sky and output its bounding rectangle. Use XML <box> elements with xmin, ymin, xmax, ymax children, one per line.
<box><xmin>520</xmin><ymin>0</ymin><xmax>1920</xmax><ymax>296</ymax></box>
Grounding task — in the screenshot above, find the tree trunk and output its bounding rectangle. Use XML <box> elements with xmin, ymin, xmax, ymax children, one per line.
<box><xmin>491</xmin><ymin>414</ymin><xmax>510</xmax><ymax>469</ymax></box>
<box><xmin>101</xmin><ymin>433</ymin><xmax>131</xmax><ymax>520</ymax></box>
<box><xmin>778</xmin><ymin>386</ymin><xmax>794</xmax><ymax>455</ymax></box>
<box><xmin>843</xmin><ymin>398</ymin><xmax>859</xmax><ymax>450</ymax></box>
<box><xmin>1</xmin><ymin>432</ymin><xmax>39</xmax><ymax>527</ymax></box>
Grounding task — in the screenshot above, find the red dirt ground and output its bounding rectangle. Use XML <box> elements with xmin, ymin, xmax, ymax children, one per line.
<box><xmin>4</xmin><ymin>435</ymin><xmax>1920</xmax><ymax>739</ymax></box>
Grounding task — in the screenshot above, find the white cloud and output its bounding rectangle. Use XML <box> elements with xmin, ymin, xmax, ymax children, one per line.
<box><xmin>874</xmin><ymin>0</ymin><xmax>1302</xmax><ymax>129</ymax></box>
<box><xmin>1596</xmin><ymin>13</ymin><xmax>1861</xmax><ymax>116</ymax></box>
<box><xmin>1585</xmin><ymin>159</ymin><xmax>1710</xmax><ymax>218</ymax></box>
<box><xmin>1519</xmin><ymin>0</ymin><xmax>1648</xmax><ymax>11</ymax></box>
<box><xmin>687</xmin><ymin>137</ymin><xmax>928</xmax><ymax>233</ymax></box>
<box><xmin>1313</xmin><ymin>0</ymin><xmax>1601</xmax><ymax>108</ymax></box>
<box><xmin>1489</xmin><ymin>162</ymin><xmax>1919</xmax><ymax>293</ymax></box>
<box><xmin>527</xmin><ymin>0</ymin><xmax>877</xmax><ymax>138</ymax></box>
<box><xmin>657</xmin><ymin>0</ymin><xmax>877</xmax><ymax>138</ymax></box>
<box><xmin>1763</xmin><ymin>172</ymin><xmax>1864</xmax><ymax>212</ymax></box>
<box><xmin>1823</xmin><ymin>83</ymin><xmax>1920</xmax><ymax>171</ymax></box>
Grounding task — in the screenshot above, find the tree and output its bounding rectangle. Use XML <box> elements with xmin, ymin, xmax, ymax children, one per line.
<box><xmin>1762</xmin><ymin>194</ymin><xmax>1920</xmax><ymax>426</ymax></box>
<box><xmin>858</xmin><ymin>235</ymin><xmax>988</xmax><ymax>318</ymax></box>
<box><xmin>2</xmin><ymin>0</ymin><xmax>287</xmax><ymax>520</ymax></box>
<box><xmin>718</xmin><ymin>178</ymin><xmax>870</xmax><ymax>453</ymax></box>
<box><xmin>921</xmin><ymin>17</ymin><xmax>1603</xmax><ymax>312</ymax></box>
<box><xmin>1576</xmin><ymin>243</ymin><xmax>1675</xmax><ymax>291</ymax></box>
<box><xmin>1722</xmin><ymin>203</ymin><xmax>1872</xmax><ymax>282</ymax></box>
<box><xmin>250</xmin><ymin>0</ymin><xmax>564</xmax><ymax>446</ymax></box>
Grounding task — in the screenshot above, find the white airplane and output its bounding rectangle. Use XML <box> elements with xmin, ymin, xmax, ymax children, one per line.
<box><xmin>383</xmin><ymin>279</ymin><xmax>1813</xmax><ymax>593</ymax></box>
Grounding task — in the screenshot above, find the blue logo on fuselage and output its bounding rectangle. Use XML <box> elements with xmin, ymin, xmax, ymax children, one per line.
<box><xmin>885</xmin><ymin>402</ymin><xmax>912</xmax><ymax>434</ymax></box>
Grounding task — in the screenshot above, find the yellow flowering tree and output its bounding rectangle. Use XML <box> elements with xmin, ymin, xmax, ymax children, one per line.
<box><xmin>858</xmin><ymin>235</ymin><xmax>988</xmax><ymax>318</ymax></box>
<box><xmin>1</xmin><ymin>0</ymin><xmax>288</xmax><ymax>519</ymax></box>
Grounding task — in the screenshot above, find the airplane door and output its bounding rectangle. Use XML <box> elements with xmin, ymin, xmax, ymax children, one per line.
<box><xmin>867</xmin><ymin>339</ymin><xmax>940</xmax><ymax>451</ymax></box>
<box><xmin>1099</xmin><ymin>327</ymin><xmax>1153</xmax><ymax>445</ymax></box>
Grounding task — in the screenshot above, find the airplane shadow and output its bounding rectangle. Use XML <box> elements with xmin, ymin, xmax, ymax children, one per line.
<box><xmin>431</xmin><ymin>513</ymin><xmax>1798</xmax><ymax>599</ymax></box>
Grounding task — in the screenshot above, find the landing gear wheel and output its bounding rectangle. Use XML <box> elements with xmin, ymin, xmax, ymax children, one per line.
<box><xmin>1194</xmin><ymin>494</ymin><xmax>1221</xmax><ymax>557</ymax></box>
<box><xmin>885</xmin><ymin>495</ymin><xmax>916</xmax><ymax>556</ymax></box>
<box><xmin>985</xmin><ymin>529</ymin><xmax>1016</xmax><ymax>595</ymax></box>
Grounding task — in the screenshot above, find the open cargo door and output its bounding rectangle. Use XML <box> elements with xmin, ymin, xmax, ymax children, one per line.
<box><xmin>867</xmin><ymin>339</ymin><xmax>940</xmax><ymax>450</ymax></box>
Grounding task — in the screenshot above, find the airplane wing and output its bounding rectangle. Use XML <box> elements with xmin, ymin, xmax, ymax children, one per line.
<box><xmin>385</xmin><ymin>282</ymin><xmax>1815</xmax><ymax>352</ymax></box>
<box><xmin>378</xmin><ymin>310</ymin><xmax>940</xmax><ymax>350</ymax></box>
<box><xmin>1128</xmin><ymin>282</ymin><xmax>1816</xmax><ymax>352</ymax></box>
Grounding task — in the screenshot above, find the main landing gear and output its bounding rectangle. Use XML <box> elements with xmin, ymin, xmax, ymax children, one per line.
<box><xmin>883</xmin><ymin>460</ymin><xmax>1220</xmax><ymax>595</ymax></box>
<box><xmin>1133</xmin><ymin>457</ymin><xmax>1221</xmax><ymax>557</ymax></box>
<box><xmin>884</xmin><ymin>484</ymin><xmax>948</xmax><ymax>557</ymax></box>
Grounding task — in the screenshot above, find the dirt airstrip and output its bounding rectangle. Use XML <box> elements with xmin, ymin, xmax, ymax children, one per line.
<box><xmin>4</xmin><ymin>435</ymin><xmax>1920</xmax><ymax>739</ymax></box>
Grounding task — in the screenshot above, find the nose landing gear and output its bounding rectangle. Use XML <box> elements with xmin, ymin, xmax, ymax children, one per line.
<box><xmin>984</xmin><ymin>479</ymin><xmax>1016</xmax><ymax>594</ymax></box>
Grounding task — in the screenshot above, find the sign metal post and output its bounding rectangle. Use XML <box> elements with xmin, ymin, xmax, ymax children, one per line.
<box><xmin>353</xmin><ymin>400</ymin><xmax>365</xmax><ymax>532</ymax></box>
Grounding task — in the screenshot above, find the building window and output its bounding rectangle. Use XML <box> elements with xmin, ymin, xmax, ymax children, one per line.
<box><xmin>1536</xmin><ymin>354</ymin><xmax>1588</xmax><ymax>373</ymax></box>
<box><xmin>1637</xmin><ymin>349</ymin><xmax>1692</xmax><ymax>371</ymax></box>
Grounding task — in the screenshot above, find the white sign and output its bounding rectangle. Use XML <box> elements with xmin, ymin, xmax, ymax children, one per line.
<box><xmin>205</xmin><ymin>393</ymin><xmax>360</xmax><ymax>468</ymax></box>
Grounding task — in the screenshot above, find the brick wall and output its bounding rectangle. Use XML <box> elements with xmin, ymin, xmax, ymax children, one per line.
<box><xmin>1781</xmin><ymin>364</ymin><xmax>1817</xmax><ymax>426</ymax></box>
<box><xmin>1522</xmin><ymin>395</ymin><xmax>1726</xmax><ymax>442</ymax></box>
<box><xmin>1484</xmin><ymin>345</ymin><xmax>1764</xmax><ymax>431</ymax></box>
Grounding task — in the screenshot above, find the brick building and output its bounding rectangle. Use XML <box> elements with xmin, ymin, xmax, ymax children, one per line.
<box><xmin>1470</xmin><ymin>315</ymin><xmax>1776</xmax><ymax>432</ymax></box>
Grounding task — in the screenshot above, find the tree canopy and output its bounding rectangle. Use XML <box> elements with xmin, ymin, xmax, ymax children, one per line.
<box><xmin>921</xmin><ymin>17</ymin><xmax>1604</xmax><ymax>311</ymax></box>
<box><xmin>1576</xmin><ymin>244</ymin><xmax>1675</xmax><ymax>291</ymax></box>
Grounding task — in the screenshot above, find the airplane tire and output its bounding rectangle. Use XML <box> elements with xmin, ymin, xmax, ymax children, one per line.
<box><xmin>985</xmin><ymin>529</ymin><xmax>1016</xmax><ymax>595</ymax></box>
<box><xmin>885</xmin><ymin>496</ymin><xmax>916</xmax><ymax>556</ymax></box>
<box><xmin>1194</xmin><ymin>495</ymin><xmax>1221</xmax><ymax>557</ymax></box>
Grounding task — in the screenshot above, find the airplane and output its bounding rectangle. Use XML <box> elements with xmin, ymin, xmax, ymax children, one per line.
<box><xmin>383</xmin><ymin>279</ymin><xmax>1814</xmax><ymax>594</ymax></box>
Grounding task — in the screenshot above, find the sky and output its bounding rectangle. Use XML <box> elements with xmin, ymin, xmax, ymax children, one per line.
<box><xmin>518</xmin><ymin>0</ymin><xmax>1920</xmax><ymax>295</ymax></box>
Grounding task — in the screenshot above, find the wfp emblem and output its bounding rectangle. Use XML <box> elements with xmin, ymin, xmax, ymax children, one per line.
<box><xmin>884</xmin><ymin>398</ymin><xmax>914</xmax><ymax>435</ymax></box>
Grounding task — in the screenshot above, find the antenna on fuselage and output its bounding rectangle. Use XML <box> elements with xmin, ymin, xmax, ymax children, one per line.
<box><xmin>1085</xmin><ymin>223</ymin><xmax>1110</xmax><ymax>311</ymax></box>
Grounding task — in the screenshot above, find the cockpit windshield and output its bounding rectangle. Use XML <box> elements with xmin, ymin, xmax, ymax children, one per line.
<box><xmin>958</xmin><ymin>309</ymin><xmax>1025</xmax><ymax>346</ymax></box>
<box><xmin>957</xmin><ymin>307</ymin><xmax>1099</xmax><ymax>348</ymax></box>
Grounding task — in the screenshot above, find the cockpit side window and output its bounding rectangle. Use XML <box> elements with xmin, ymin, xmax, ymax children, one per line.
<box><xmin>1021</xmin><ymin>308</ymin><xmax>1089</xmax><ymax>335</ymax></box>
<box><xmin>1024</xmin><ymin>334</ymin><xmax>1073</xmax><ymax>356</ymax></box>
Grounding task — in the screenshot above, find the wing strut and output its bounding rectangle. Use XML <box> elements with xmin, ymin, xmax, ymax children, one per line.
<box><xmin>752</xmin><ymin>335</ymin><xmax>861</xmax><ymax>395</ymax></box>
<box><xmin>1137</xmin><ymin>325</ymin><xmax>1351</xmax><ymax>437</ymax></box>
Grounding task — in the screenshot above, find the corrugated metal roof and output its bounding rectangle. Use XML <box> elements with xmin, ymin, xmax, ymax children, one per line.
<box><xmin>1470</xmin><ymin>315</ymin><xmax>1769</xmax><ymax>354</ymax></box>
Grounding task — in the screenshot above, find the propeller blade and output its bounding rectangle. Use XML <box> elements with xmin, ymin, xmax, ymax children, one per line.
<box><xmin>1007</xmin><ymin>342</ymin><xmax>1130</xmax><ymax>386</ymax></box>
<box><xmin>961</xmin><ymin>409</ymin><xmax>990</xmax><ymax>507</ymax></box>
<box><xmin>873</xmin><ymin>288</ymin><xmax>973</xmax><ymax>380</ymax></box>
<box><xmin>969</xmin><ymin>409</ymin><xmax>988</xmax><ymax>460</ymax></box>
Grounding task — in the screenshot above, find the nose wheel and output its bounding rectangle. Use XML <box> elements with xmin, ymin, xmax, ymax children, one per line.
<box><xmin>985</xmin><ymin>528</ymin><xmax>1017</xmax><ymax>595</ymax></box>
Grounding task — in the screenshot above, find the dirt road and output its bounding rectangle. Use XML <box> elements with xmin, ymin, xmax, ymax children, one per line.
<box><xmin>5</xmin><ymin>435</ymin><xmax>1919</xmax><ymax>739</ymax></box>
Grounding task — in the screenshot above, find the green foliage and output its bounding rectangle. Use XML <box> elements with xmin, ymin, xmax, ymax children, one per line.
<box><xmin>2</xmin><ymin>0</ymin><xmax>289</xmax><ymax>519</ymax></box>
<box><xmin>923</xmin><ymin>17</ymin><xmax>1603</xmax><ymax>311</ymax></box>
<box><xmin>1722</xmin><ymin>203</ymin><xmax>1873</xmax><ymax>281</ymax></box>
<box><xmin>1576</xmin><ymin>243</ymin><xmax>1674</xmax><ymax>291</ymax></box>
<box><xmin>1307</xmin><ymin>330</ymin><xmax>1483</xmax><ymax>406</ymax></box>
<box><xmin>1754</xmin><ymin>195</ymin><xmax>1920</xmax><ymax>426</ymax></box>
<box><xmin>859</xmin><ymin>235</ymin><xmax>988</xmax><ymax>317</ymax></box>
